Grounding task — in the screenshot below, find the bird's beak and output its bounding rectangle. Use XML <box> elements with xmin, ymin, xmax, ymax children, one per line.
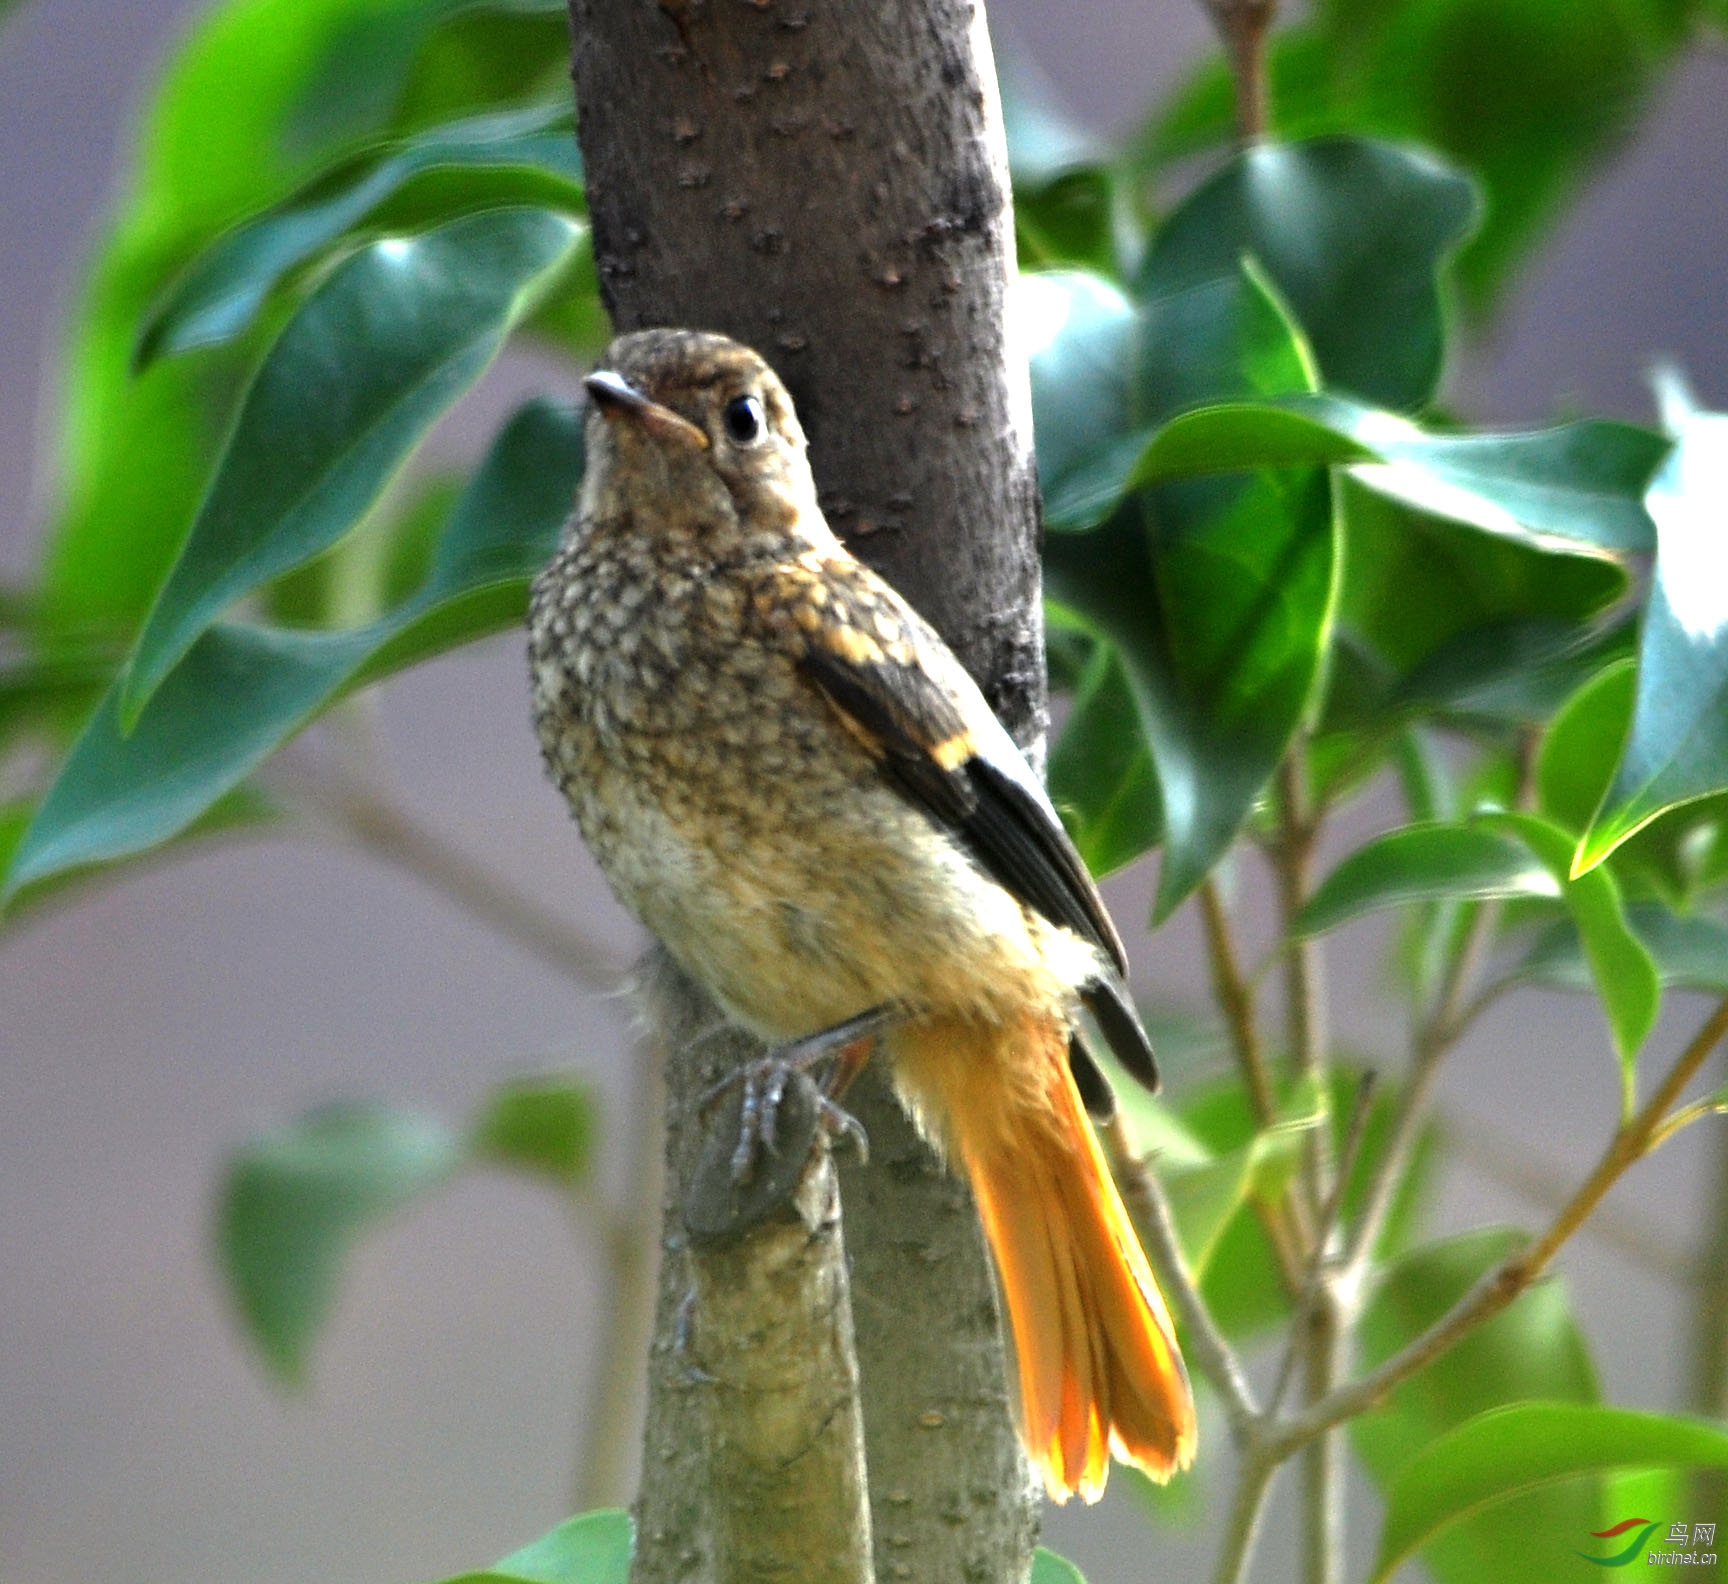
<box><xmin>584</xmin><ymin>370</ymin><xmax>710</xmax><ymax>450</ymax></box>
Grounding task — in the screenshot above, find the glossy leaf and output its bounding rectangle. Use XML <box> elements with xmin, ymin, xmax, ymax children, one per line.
<box><xmin>4</xmin><ymin>400</ymin><xmax>582</xmax><ymax>901</ymax></box>
<box><xmin>1163</xmin><ymin>1105</ymin><xmax>1310</xmax><ymax>1277</ymax></box>
<box><xmin>121</xmin><ymin>207</ymin><xmax>579</xmax><ymax>723</ymax></box>
<box><xmin>1353</xmin><ymin>1229</ymin><xmax>1602</xmax><ymax>1584</ymax></box>
<box><xmin>216</xmin><ymin>1102</ymin><xmax>463</xmax><ymax>1382</ymax></box>
<box><xmin>139</xmin><ymin>101</ymin><xmax>583</xmax><ymax>367</ymax></box>
<box><xmin>1297</xmin><ymin>822</ymin><xmax>1561</xmax><ymax>937</ymax></box>
<box><xmin>1514</xmin><ymin>905</ymin><xmax>1728</xmax><ymax>997</ymax></box>
<box><xmin>1579</xmin><ymin>378</ymin><xmax>1728</xmax><ymax>874</ymax></box>
<box><xmin>470</xmin><ymin>1074</ymin><xmax>596</xmax><ymax>1189</ymax></box>
<box><xmin>431</xmin><ymin>1509</ymin><xmax>633</xmax><ymax>1584</ymax></box>
<box><xmin>1489</xmin><ymin>811</ymin><xmax>1660</xmax><ymax>1083</ymax></box>
<box><xmin>1020</xmin><ymin>271</ymin><xmax>1145</xmax><ymax>532</ymax></box>
<box><xmin>1046</xmin><ymin>263</ymin><xmax>1338</xmax><ymax>915</ymax></box>
<box><xmin>1537</xmin><ymin>661</ymin><xmax>1634</xmax><ymax>834</ymax></box>
<box><xmin>1337</xmin><ymin>482</ymin><xmax>1625</xmax><ymax>684</ymax></box>
<box><xmin>1369</xmin><ymin>1404</ymin><xmax>1728</xmax><ymax>1584</ymax></box>
<box><xmin>1047</xmin><ymin>634</ymin><xmax>1162</xmax><ymax>877</ymax></box>
<box><xmin>1133</xmin><ymin>137</ymin><xmax>1477</xmax><ymax>409</ymax></box>
<box><xmin>40</xmin><ymin>0</ymin><xmax>462</xmax><ymax>636</ymax></box>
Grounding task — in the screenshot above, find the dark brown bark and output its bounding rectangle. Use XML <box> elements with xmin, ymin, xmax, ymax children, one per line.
<box><xmin>566</xmin><ymin>1</ymin><xmax>1043</xmax><ymax>1580</ymax></box>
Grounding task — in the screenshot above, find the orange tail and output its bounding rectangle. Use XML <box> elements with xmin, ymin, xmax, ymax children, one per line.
<box><xmin>898</xmin><ymin>1014</ymin><xmax>1197</xmax><ymax>1503</ymax></box>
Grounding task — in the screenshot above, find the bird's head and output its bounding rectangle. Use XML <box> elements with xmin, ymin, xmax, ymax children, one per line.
<box><xmin>579</xmin><ymin>329</ymin><xmax>828</xmax><ymax>549</ymax></box>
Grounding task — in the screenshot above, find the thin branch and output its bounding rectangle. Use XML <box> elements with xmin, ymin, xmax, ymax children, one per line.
<box><xmin>1211</xmin><ymin>1448</ymin><xmax>1279</xmax><ymax>1584</ymax></box>
<box><xmin>1201</xmin><ymin>0</ymin><xmax>1279</xmax><ymax>143</ymax></box>
<box><xmin>270</xmin><ymin>754</ymin><xmax>629</xmax><ymax>992</ymax></box>
<box><xmin>1200</xmin><ymin>876</ymin><xmax>1276</xmax><ymax>1127</ymax></box>
<box><xmin>1273</xmin><ymin>751</ymin><xmax>1332</xmax><ymax>1213</ymax></box>
<box><xmin>1099</xmin><ymin>1114</ymin><xmax>1260</xmax><ymax>1441</ymax></box>
<box><xmin>1344</xmin><ymin>900</ymin><xmax>1498</xmax><ymax>1280</ymax></box>
<box><xmin>1265</xmin><ymin>991</ymin><xmax>1728</xmax><ymax>1459</ymax></box>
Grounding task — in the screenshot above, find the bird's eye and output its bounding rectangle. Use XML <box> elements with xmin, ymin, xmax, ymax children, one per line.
<box><xmin>722</xmin><ymin>393</ymin><xmax>766</xmax><ymax>446</ymax></box>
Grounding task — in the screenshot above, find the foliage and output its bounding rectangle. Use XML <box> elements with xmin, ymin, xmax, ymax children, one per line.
<box><xmin>5</xmin><ymin>0</ymin><xmax>1728</xmax><ymax>1581</ymax></box>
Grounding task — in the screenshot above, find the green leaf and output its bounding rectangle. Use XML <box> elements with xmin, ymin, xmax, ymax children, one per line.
<box><xmin>1163</xmin><ymin>1103</ymin><xmax>1310</xmax><ymax>1277</ymax></box>
<box><xmin>1369</xmin><ymin>1404</ymin><xmax>1728</xmax><ymax>1584</ymax></box>
<box><xmin>432</xmin><ymin>1509</ymin><xmax>633</xmax><ymax>1584</ymax></box>
<box><xmin>40</xmin><ymin>0</ymin><xmax>466</xmax><ymax>636</ymax></box>
<box><xmin>1047</xmin><ymin>632</ymin><xmax>1162</xmax><ymax>877</ymax></box>
<box><xmin>1296</xmin><ymin>394</ymin><xmax>1664</xmax><ymax>557</ymax></box>
<box><xmin>1044</xmin><ymin>264</ymin><xmax>1338</xmax><ymax>917</ymax></box>
<box><xmin>1537</xmin><ymin>661</ymin><xmax>1634</xmax><ymax>834</ymax></box>
<box><xmin>1017</xmin><ymin>168</ymin><xmax>1119</xmax><ymax>277</ymax></box>
<box><xmin>1029</xmin><ymin>1548</ymin><xmax>1088</xmax><ymax>1584</ymax></box>
<box><xmin>1489</xmin><ymin>812</ymin><xmax>1660</xmax><ymax>1084</ymax></box>
<box><xmin>1354</xmin><ymin>1229</ymin><xmax>1603</xmax><ymax>1584</ymax></box>
<box><xmin>139</xmin><ymin>101</ymin><xmax>583</xmax><ymax>367</ymax></box>
<box><xmin>1121</xmin><ymin>402</ymin><xmax>1374</xmax><ymax>489</ymax></box>
<box><xmin>1337</xmin><ymin>482</ymin><xmax>1626</xmax><ymax>686</ymax></box>
<box><xmin>216</xmin><ymin>1102</ymin><xmax>463</xmax><ymax>1382</ymax></box>
<box><xmin>1297</xmin><ymin>822</ymin><xmax>1562</xmax><ymax>937</ymax></box>
<box><xmin>1579</xmin><ymin>378</ymin><xmax>1728</xmax><ymax>874</ymax></box>
<box><xmin>4</xmin><ymin>399</ymin><xmax>582</xmax><ymax>901</ymax></box>
<box><xmin>1133</xmin><ymin>137</ymin><xmax>1478</xmax><ymax>409</ymax></box>
<box><xmin>1021</xmin><ymin>270</ymin><xmax>1146</xmax><ymax>533</ymax></box>
<box><xmin>121</xmin><ymin>206</ymin><xmax>580</xmax><ymax>724</ymax></box>
<box><xmin>1514</xmin><ymin>905</ymin><xmax>1728</xmax><ymax>997</ymax></box>
<box><xmin>470</xmin><ymin>1075</ymin><xmax>596</xmax><ymax>1189</ymax></box>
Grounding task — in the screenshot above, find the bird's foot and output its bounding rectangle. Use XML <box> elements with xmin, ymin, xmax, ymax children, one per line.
<box><xmin>698</xmin><ymin>1004</ymin><xmax>900</xmax><ymax>1185</ymax></box>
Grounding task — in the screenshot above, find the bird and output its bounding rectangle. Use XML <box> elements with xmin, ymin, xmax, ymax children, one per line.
<box><xmin>528</xmin><ymin>327</ymin><xmax>1196</xmax><ymax>1501</ymax></box>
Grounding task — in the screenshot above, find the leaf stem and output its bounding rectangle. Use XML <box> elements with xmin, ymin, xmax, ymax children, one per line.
<box><xmin>1200</xmin><ymin>876</ymin><xmax>1275</xmax><ymax>1127</ymax></box>
<box><xmin>1201</xmin><ymin>0</ymin><xmax>1279</xmax><ymax>143</ymax></box>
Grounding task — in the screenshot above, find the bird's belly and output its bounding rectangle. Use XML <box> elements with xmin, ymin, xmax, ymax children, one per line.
<box><xmin>583</xmin><ymin>760</ymin><xmax>1074</xmax><ymax>1041</ymax></box>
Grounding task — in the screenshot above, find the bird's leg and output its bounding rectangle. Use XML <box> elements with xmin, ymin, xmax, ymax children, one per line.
<box><xmin>699</xmin><ymin>1003</ymin><xmax>901</xmax><ymax>1183</ymax></box>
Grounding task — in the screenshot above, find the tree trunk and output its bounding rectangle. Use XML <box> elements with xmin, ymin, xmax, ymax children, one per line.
<box><xmin>565</xmin><ymin>0</ymin><xmax>1044</xmax><ymax>1578</ymax></box>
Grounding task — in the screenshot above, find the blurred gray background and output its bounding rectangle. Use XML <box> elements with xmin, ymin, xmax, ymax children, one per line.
<box><xmin>2</xmin><ymin>3</ymin><xmax>1726</xmax><ymax>1581</ymax></box>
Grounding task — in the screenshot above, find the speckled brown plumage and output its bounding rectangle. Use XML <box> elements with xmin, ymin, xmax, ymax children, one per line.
<box><xmin>528</xmin><ymin>329</ymin><xmax>1195</xmax><ymax>1499</ymax></box>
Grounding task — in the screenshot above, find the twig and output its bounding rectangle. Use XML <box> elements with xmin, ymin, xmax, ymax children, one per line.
<box><xmin>1201</xmin><ymin>0</ymin><xmax>1279</xmax><ymax>143</ymax></box>
<box><xmin>1690</xmin><ymin>1093</ymin><xmax>1728</xmax><ymax>1516</ymax></box>
<box><xmin>1199</xmin><ymin>877</ymin><xmax>1275</xmax><ymax>1127</ymax></box>
<box><xmin>269</xmin><ymin>753</ymin><xmax>629</xmax><ymax>992</ymax></box>
<box><xmin>1211</xmin><ymin>1447</ymin><xmax>1279</xmax><ymax>1584</ymax></box>
<box><xmin>1265</xmin><ymin>991</ymin><xmax>1728</xmax><ymax>1459</ymax></box>
<box><xmin>1099</xmin><ymin>1113</ymin><xmax>1260</xmax><ymax>1441</ymax></box>
<box><xmin>1344</xmin><ymin>900</ymin><xmax>1498</xmax><ymax>1281</ymax></box>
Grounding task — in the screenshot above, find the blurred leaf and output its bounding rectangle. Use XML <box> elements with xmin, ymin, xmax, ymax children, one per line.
<box><xmin>1513</xmin><ymin>904</ymin><xmax>1728</xmax><ymax>996</ymax></box>
<box><xmin>1029</xmin><ymin>1550</ymin><xmax>1088</xmax><ymax>1584</ymax></box>
<box><xmin>217</xmin><ymin>1101</ymin><xmax>463</xmax><ymax>1382</ymax></box>
<box><xmin>1017</xmin><ymin>167</ymin><xmax>1119</xmax><ymax>277</ymax></box>
<box><xmin>1047</xmin><ymin>635</ymin><xmax>1162</xmax><ymax>876</ymax></box>
<box><xmin>1163</xmin><ymin>1101</ymin><xmax>1311</xmax><ymax>1277</ymax></box>
<box><xmin>121</xmin><ymin>206</ymin><xmax>579</xmax><ymax>723</ymax></box>
<box><xmin>1297</xmin><ymin>822</ymin><xmax>1562</xmax><ymax>937</ymax></box>
<box><xmin>1133</xmin><ymin>137</ymin><xmax>1477</xmax><ymax>408</ymax></box>
<box><xmin>1579</xmin><ymin>378</ymin><xmax>1728</xmax><ymax>875</ymax></box>
<box><xmin>1135</xmin><ymin>2</ymin><xmax>1695</xmax><ymax>312</ymax></box>
<box><xmin>1396</xmin><ymin>615</ymin><xmax>1631</xmax><ymax>727</ymax></box>
<box><xmin>139</xmin><ymin>101</ymin><xmax>583</xmax><ymax>367</ymax></box>
<box><xmin>1354</xmin><ymin>1228</ymin><xmax>1602</xmax><ymax>1584</ymax></box>
<box><xmin>288</xmin><ymin>0</ymin><xmax>569</xmax><ymax>153</ymax></box>
<box><xmin>1369</xmin><ymin>1404</ymin><xmax>1728</xmax><ymax>1584</ymax></box>
<box><xmin>431</xmin><ymin>1508</ymin><xmax>633</xmax><ymax>1584</ymax></box>
<box><xmin>4</xmin><ymin>399</ymin><xmax>582</xmax><ymax>901</ymax></box>
<box><xmin>41</xmin><ymin>0</ymin><xmax>470</xmax><ymax>636</ymax></box>
<box><xmin>1537</xmin><ymin>661</ymin><xmax>1634</xmax><ymax>833</ymax></box>
<box><xmin>999</xmin><ymin>48</ymin><xmax>1106</xmax><ymax>188</ymax></box>
<box><xmin>1489</xmin><ymin>811</ymin><xmax>1660</xmax><ymax>1082</ymax></box>
<box><xmin>470</xmin><ymin>1075</ymin><xmax>596</xmax><ymax>1189</ymax></box>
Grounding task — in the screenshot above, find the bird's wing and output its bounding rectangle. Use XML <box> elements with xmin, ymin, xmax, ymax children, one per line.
<box><xmin>785</xmin><ymin>558</ymin><xmax>1128</xmax><ymax>978</ymax></box>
